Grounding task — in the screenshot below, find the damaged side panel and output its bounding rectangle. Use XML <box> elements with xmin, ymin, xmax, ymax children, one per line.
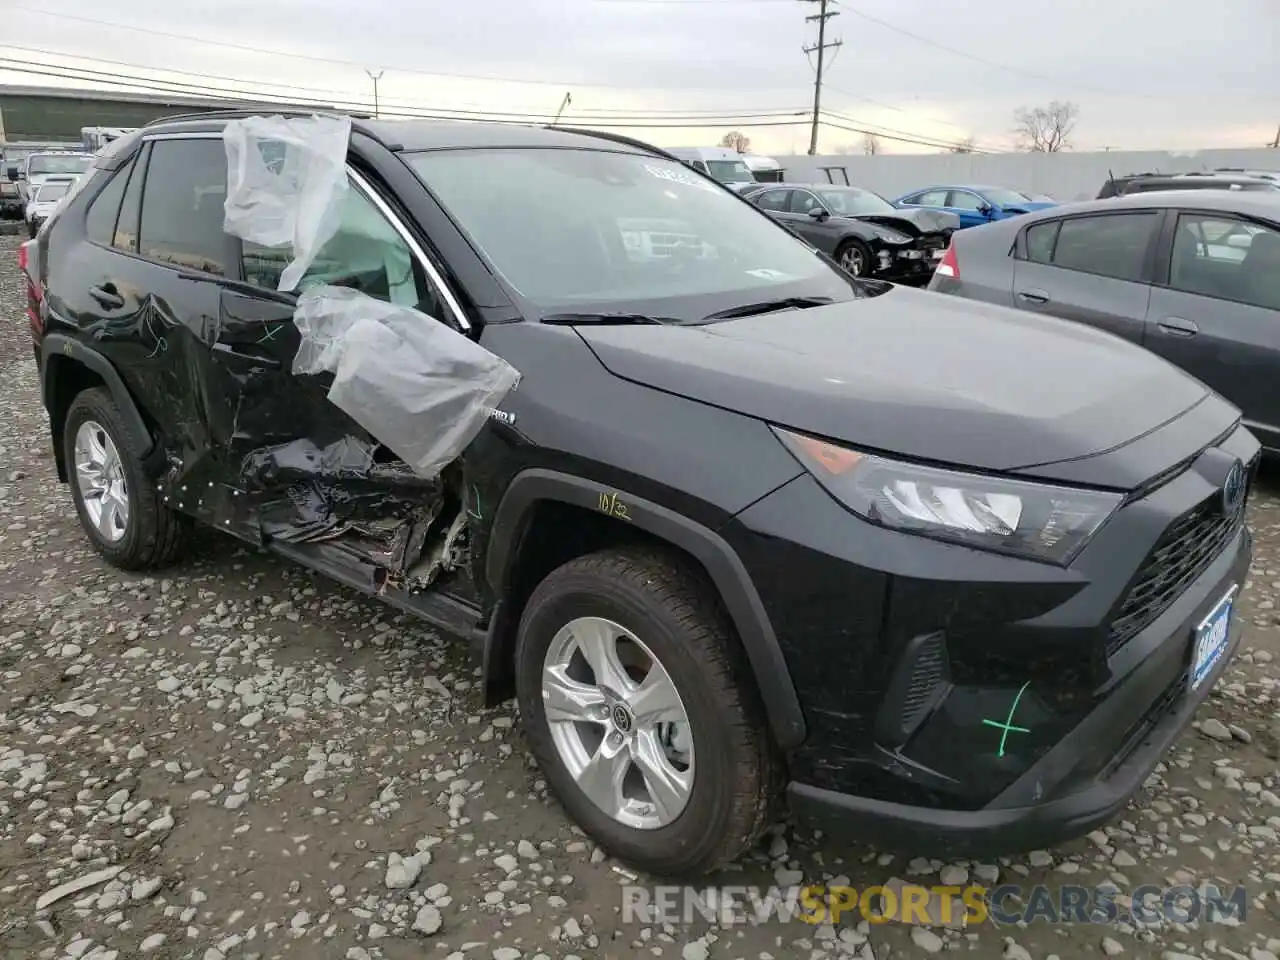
<box><xmin>190</xmin><ymin>115</ymin><xmax>520</xmax><ymax>611</ymax></box>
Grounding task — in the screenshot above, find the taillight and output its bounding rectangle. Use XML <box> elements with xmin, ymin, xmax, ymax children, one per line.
<box><xmin>935</xmin><ymin>242</ymin><xmax>959</xmax><ymax>278</ymax></box>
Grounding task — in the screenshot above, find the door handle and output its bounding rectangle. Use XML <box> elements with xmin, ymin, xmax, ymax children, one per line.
<box><xmin>1157</xmin><ymin>316</ymin><xmax>1199</xmax><ymax>337</ymax></box>
<box><xmin>1016</xmin><ymin>289</ymin><xmax>1049</xmax><ymax>304</ymax></box>
<box><xmin>88</xmin><ymin>284</ymin><xmax>125</xmax><ymax>310</ymax></box>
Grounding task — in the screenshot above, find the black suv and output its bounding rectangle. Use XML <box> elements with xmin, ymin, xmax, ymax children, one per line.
<box><xmin>24</xmin><ymin>111</ymin><xmax>1258</xmax><ymax>876</ymax></box>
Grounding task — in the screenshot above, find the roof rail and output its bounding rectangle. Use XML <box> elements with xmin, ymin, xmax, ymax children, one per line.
<box><xmin>142</xmin><ymin>107</ymin><xmax>372</xmax><ymax>129</ymax></box>
<box><xmin>545</xmin><ymin>125</ymin><xmax>676</xmax><ymax>161</ymax></box>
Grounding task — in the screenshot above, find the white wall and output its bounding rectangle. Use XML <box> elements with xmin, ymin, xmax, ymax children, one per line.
<box><xmin>773</xmin><ymin>148</ymin><xmax>1280</xmax><ymax>202</ymax></box>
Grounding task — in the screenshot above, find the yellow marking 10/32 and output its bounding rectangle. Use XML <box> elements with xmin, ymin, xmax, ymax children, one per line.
<box><xmin>598</xmin><ymin>491</ymin><xmax>631</xmax><ymax>521</ymax></box>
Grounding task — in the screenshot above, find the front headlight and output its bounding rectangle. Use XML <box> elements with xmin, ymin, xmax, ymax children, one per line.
<box><xmin>774</xmin><ymin>428</ymin><xmax>1122</xmax><ymax>565</ymax></box>
<box><xmin>869</xmin><ymin>226</ymin><xmax>912</xmax><ymax>244</ymax></box>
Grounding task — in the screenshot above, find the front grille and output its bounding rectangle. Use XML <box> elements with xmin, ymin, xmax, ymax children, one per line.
<box><xmin>1105</xmin><ymin>500</ymin><xmax>1243</xmax><ymax>657</ymax></box>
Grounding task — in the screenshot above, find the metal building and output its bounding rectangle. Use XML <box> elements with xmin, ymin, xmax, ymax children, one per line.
<box><xmin>0</xmin><ymin>84</ymin><xmax>341</xmax><ymax>145</ymax></box>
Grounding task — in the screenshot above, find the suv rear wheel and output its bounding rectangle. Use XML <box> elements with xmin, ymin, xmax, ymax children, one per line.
<box><xmin>514</xmin><ymin>547</ymin><xmax>777</xmax><ymax>876</ymax></box>
<box><xmin>63</xmin><ymin>387</ymin><xmax>189</xmax><ymax>570</ymax></box>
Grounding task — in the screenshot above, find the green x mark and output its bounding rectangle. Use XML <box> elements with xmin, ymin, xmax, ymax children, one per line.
<box><xmin>981</xmin><ymin>680</ymin><xmax>1032</xmax><ymax>758</ymax></box>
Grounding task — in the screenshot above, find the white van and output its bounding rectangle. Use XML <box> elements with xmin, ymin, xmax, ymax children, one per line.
<box><xmin>665</xmin><ymin>147</ymin><xmax>756</xmax><ymax>188</ymax></box>
<box><xmin>741</xmin><ymin>154</ymin><xmax>784</xmax><ymax>183</ymax></box>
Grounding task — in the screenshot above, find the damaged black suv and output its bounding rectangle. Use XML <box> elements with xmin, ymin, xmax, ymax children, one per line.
<box><xmin>25</xmin><ymin>111</ymin><xmax>1258</xmax><ymax>877</ymax></box>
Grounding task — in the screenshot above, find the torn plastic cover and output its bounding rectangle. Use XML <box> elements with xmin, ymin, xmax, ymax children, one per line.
<box><xmin>292</xmin><ymin>285</ymin><xmax>521</xmax><ymax>479</ymax></box>
<box><xmin>222</xmin><ymin>114</ymin><xmax>352</xmax><ymax>292</ymax></box>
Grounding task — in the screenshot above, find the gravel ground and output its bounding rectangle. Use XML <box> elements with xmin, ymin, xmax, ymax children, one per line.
<box><xmin>3</xmin><ymin>233</ymin><xmax>1280</xmax><ymax>960</ymax></box>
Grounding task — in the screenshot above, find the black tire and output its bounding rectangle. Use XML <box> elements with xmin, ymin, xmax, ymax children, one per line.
<box><xmin>835</xmin><ymin>237</ymin><xmax>873</xmax><ymax>277</ymax></box>
<box><xmin>63</xmin><ymin>387</ymin><xmax>190</xmax><ymax>570</ymax></box>
<box><xmin>514</xmin><ymin>547</ymin><xmax>779</xmax><ymax>877</ymax></box>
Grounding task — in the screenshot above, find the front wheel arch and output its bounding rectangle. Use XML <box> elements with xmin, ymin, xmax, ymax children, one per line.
<box><xmin>834</xmin><ymin>236</ymin><xmax>874</xmax><ymax>276</ymax></box>
<box><xmin>481</xmin><ymin>469</ymin><xmax>806</xmax><ymax>750</ymax></box>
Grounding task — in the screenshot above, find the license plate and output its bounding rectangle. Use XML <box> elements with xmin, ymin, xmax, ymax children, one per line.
<box><xmin>1191</xmin><ymin>586</ymin><xmax>1236</xmax><ymax>691</ymax></box>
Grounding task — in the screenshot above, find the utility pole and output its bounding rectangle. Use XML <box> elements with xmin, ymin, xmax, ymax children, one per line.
<box><xmin>1271</xmin><ymin>124</ymin><xmax>1280</xmax><ymax>149</ymax></box>
<box><xmin>800</xmin><ymin>0</ymin><xmax>841</xmax><ymax>156</ymax></box>
<box><xmin>552</xmin><ymin>92</ymin><xmax>572</xmax><ymax>127</ymax></box>
<box><xmin>366</xmin><ymin>70</ymin><xmax>384</xmax><ymax>118</ymax></box>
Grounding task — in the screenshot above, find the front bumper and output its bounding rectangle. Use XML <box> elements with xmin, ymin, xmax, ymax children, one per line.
<box><xmin>873</xmin><ymin>245</ymin><xmax>944</xmax><ymax>283</ymax></box>
<box><xmin>788</xmin><ymin>527</ymin><xmax>1250</xmax><ymax>857</ymax></box>
<box><xmin>725</xmin><ymin>422</ymin><xmax>1259</xmax><ymax>857</ymax></box>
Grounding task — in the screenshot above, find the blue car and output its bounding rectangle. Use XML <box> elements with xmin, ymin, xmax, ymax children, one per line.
<box><xmin>892</xmin><ymin>184</ymin><xmax>1057</xmax><ymax>229</ymax></box>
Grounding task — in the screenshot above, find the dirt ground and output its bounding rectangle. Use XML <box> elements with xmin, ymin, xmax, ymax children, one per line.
<box><xmin>3</xmin><ymin>234</ymin><xmax>1280</xmax><ymax>960</ymax></box>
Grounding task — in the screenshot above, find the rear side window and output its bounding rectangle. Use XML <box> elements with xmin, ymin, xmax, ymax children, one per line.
<box><xmin>138</xmin><ymin>139</ymin><xmax>228</xmax><ymax>275</ymax></box>
<box><xmin>84</xmin><ymin>167</ymin><xmax>130</xmax><ymax>246</ymax></box>
<box><xmin>752</xmin><ymin>189</ymin><xmax>791</xmax><ymax>212</ymax></box>
<box><xmin>1024</xmin><ymin>220</ymin><xmax>1059</xmax><ymax>263</ymax></box>
<box><xmin>113</xmin><ymin>145</ymin><xmax>148</xmax><ymax>253</ymax></box>
<box><xmin>1046</xmin><ymin>213</ymin><xmax>1159</xmax><ymax>282</ymax></box>
<box><xmin>912</xmin><ymin>190</ymin><xmax>949</xmax><ymax>207</ymax></box>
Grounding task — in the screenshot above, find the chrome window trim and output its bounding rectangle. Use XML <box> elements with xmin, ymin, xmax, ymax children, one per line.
<box><xmin>140</xmin><ymin>131</ymin><xmax>471</xmax><ymax>332</ymax></box>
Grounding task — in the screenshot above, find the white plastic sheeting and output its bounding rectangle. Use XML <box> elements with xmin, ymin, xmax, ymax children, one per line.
<box><xmin>293</xmin><ymin>286</ymin><xmax>521</xmax><ymax>479</ymax></box>
<box><xmin>222</xmin><ymin>115</ymin><xmax>352</xmax><ymax>292</ymax></box>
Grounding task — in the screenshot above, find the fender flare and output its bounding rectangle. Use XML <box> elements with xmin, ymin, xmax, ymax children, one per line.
<box><xmin>484</xmin><ymin>468</ymin><xmax>806</xmax><ymax>750</ymax></box>
<box><xmin>41</xmin><ymin>333</ymin><xmax>155</xmax><ymax>459</ymax></box>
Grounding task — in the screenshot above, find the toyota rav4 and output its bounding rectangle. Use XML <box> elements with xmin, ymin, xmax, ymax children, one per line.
<box><xmin>23</xmin><ymin>111</ymin><xmax>1257</xmax><ymax>877</ymax></box>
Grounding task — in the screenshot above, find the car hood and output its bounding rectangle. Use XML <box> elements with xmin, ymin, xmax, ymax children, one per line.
<box><xmin>574</xmin><ymin>286</ymin><xmax>1213</xmax><ymax>479</ymax></box>
<box><xmin>846</xmin><ymin>208</ymin><xmax>959</xmax><ymax>235</ymax></box>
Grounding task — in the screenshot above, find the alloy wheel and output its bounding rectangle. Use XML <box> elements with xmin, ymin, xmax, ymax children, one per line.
<box><xmin>840</xmin><ymin>246</ymin><xmax>865</xmax><ymax>276</ymax></box>
<box><xmin>74</xmin><ymin>420</ymin><xmax>130</xmax><ymax>543</ymax></box>
<box><xmin>541</xmin><ymin>616</ymin><xmax>694</xmax><ymax>829</ymax></box>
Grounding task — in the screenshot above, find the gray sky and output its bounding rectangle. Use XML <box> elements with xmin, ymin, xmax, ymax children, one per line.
<box><xmin>3</xmin><ymin>0</ymin><xmax>1277</xmax><ymax>155</ymax></box>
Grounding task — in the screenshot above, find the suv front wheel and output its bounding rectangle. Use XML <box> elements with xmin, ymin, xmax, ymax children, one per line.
<box><xmin>63</xmin><ymin>387</ymin><xmax>189</xmax><ymax>570</ymax></box>
<box><xmin>515</xmin><ymin>547</ymin><xmax>778</xmax><ymax>876</ymax></box>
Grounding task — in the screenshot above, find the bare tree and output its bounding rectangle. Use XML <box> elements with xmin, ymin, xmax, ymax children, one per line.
<box><xmin>862</xmin><ymin>134</ymin><xmax>881</xmax><ymax>156</ymax></box>
<box><xmin>949</xmin><ymin>136</ymin><xmax>976</xmax><ymax>154</ymax></box>
<box><xmin>1013</xmin><ymin>101</ymin><xmax>1079</xmax><ymax>152</ymax></box>
<box><xmin>719</xmin><ymin>130</ymin><xmax>751</xmax><ymax>153</ymax></box>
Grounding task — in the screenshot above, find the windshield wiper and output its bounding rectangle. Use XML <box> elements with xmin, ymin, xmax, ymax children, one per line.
<box><xmin>540</xmin><ymin>312</ymin><xmax>676</xmax><ymax>326</ymax></box>
<box><xmin>699</xmin><ymin>296</ymin><xmax>833</xmax><ymax>322</ymax></box>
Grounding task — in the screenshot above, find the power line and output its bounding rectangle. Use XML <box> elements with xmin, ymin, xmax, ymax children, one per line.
<box><xmin>817</xmin><ymin>114</ymin><xmax>993</xmax><ymax>153</ymax></box>
<box><xmin>8</xmin><ymin>5</ymin><xmax>804</xmax><ymax>92</ymax></box>
<box><xmin>836</xmin><ymin>3</ymin><xmax>1255</xmax><ymax>103</ymax></box>
<box><xmin>0</xmin><ymin>57</ymin><xmax>813</xmax><ymax>132</ymax></box>
<box><xmin>4</xmin><ymin>45</ymin><xmax>811</xmax><ymax>119</ymax></box>
<box><xmin>799</xmin><ymin>0</ymin><xmax>841</xmax><ymax>156</ymax></box>
<box><xmin>820</xmin><ymin>108</ymin><xmax>995</xmax><ymax>153</ymax></box>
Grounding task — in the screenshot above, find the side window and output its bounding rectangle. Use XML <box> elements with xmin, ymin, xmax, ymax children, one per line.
<box><xmin>1024</xmin><ymin>220</ymin><xmax>1059</xmax><ymax>263</ymax></box>
<box><xmin>753</xmin><ymin>189</ymin><xmax>791</xmax><ymax>212</ymax></box>
<box><xmin>1049</xmin><ymin>213</ymin><xmax>1159</xmax><ymax>282</ymax></box>
<box><xmin>691</xmin><ymin>160</ymin><xmax>709</xmax><ymax>173</ymax></box>
<box><xmin>138</xmin><ymin>139</ymin><xmax>229</xmax><ymax>275</ymax></box>
<box><xmin>1170</xmin><ymin>214</ymin><xmax>1280</xmax><ymax>310</ymax></box>
<box><xmin>242</xmin><ymin>180</ymin><xmax>440</xmax><ymax>314</ymax></box>
<box><xmin>113</xmin><ymin>145</ymin><xmax>148</xmax><ymax>254</ymax></box>
<box><xmin>84</xmin><ymin>165</ymin><xmax>131</xmax><ymax>246</ymax></box>
<box><xmin>948</xmin><ymin>191</ymin><xmax>984</xmax><ymax>211</ymax></box>
<box><xmin>788</xmin><ymin>190</ymin><xmax>823</xmax><ymax>215</ymax></box>
<box><xmin>913</xmin><ymin>190</ymin><xmax>950</xmax><ymax>207</ymax></box>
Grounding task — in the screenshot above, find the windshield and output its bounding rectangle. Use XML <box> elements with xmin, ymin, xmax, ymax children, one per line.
<box><xmin>979</xmin><ymin>186</ymin><xmax>1035</xmax><ymax>206</ymax></box>
<box><xmin>34</xmin><ymin>181</ymin><xmax>70</xmax><ymax>202</ymax></box>
<box><xmin>29</xmin><ymin>155</ymin><xmax>91</xmax><ymax>177</ymax></box>
<box><xmin>705</xmin><ymin>159</ymin><xmax>755</xmax><ymax>183</ymax></box>
<box><xmin>405</xmin><ymin>148</ymin><xmax>859</xmax><ymax>318</ymax></box>
<box><xmin>816</xmin><ymin>187</ymin><xmax>897</xmax><ymax>215</ymax></box>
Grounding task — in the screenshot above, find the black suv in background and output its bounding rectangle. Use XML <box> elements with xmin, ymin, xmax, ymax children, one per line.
<box><xmin>24</xmin><ymin>112</ymin><xmax>1257</xmax><ymax>875</ymax></box>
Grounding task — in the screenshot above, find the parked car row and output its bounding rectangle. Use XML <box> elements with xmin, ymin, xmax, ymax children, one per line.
<box><xmin>17</xmin><ymin>113</ymin><xmax>1262</xmax><ymax>879</ymax></box>
<box><xmin>930</xmin><ymin>188</ymin><xmax>1280</xmax><ymax>454</ymax></box>
<box><xmin>738</xmin><ymin>182</ymin><xmax>958</xmax><ymax>282</ymax></box>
